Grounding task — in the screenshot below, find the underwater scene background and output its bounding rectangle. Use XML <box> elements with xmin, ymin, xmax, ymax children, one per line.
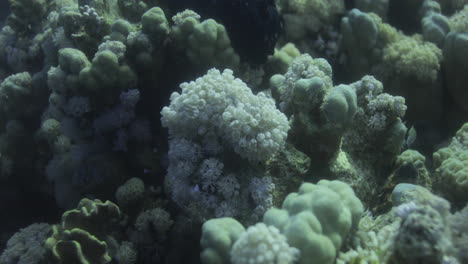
<box><xmin>0</xmin><ymin>0</ymin><xmax>467</xmax><ymax>263</ymax></box>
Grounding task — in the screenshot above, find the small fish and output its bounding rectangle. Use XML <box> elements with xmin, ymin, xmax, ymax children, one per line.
<box><xmin>404</xmin><ymin>126</ymin><xmax>417</xmax><ymax>149</ymax></box>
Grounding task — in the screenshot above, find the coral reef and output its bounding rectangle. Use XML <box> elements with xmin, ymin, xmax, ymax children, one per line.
<box><xmin>200</xmin><ymin>180</ymin><xmax>363</xmax><ymax>264</ymax></box>
<box><xmin>1</xmin><ymin>0</ymin><xmax>468</xmax><ymax>263</ymax></box>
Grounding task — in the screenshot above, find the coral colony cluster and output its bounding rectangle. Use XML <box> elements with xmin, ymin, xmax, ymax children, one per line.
<box><xmin>0</xmin><ymin>0</ymin><xmax>467</xmax><ymax>263</ymax></box>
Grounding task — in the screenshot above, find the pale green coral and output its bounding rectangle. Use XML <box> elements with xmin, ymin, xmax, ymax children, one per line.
<box><xmin>118</xmin><ymin>0</ymin><xmax>150</xmax><ymax>22</ymax></box>
<box><xmin>344</xmin><ymin>76</ymin><xmax>407</xmax><ymax>170</ymax></box>
<box><xmin>393</xmin><ymin>150</ymin><xmax>431</xmax><ymax>188</ymax></box>
<box><xmin>396</xmin><ymin>150</ymin><xmax>425</xmax><ymax>167</ymax></box>
<box><xmin>382</xmin><ymin>36</ymin><xmax>442</xmax><ymax>82</ymax></box>
<box><xmin>341</xmin><ymin>9</ymin><xmax>444</xmax><ymax>123</ymax></box>
<box><xmin>58</xmin><ymin>48</ymin><xmax>91</xmax><ymax>74</ymax></box>
<box><xmin>265</xmin><ymin>43</ymin><xmax>301</xmax><ymax>78</ymax></box>
<box><xmin>0</xmin><ymin>72</ymin><xmax>33</xmax><ymax>119</ymax></box>
<box><xmin>433</xmin><ymin>123</ymin><xmax>468</xmax><ymax>205</ymax></box>
<box><xmin>281</xmin><ymin>0</ymin><xmax>345</xmax><ymax>23</ymax></box>
<box><xmin>263</xmin><ymin>180</ymin><xmax>364</xmax><ymax>264</ymax></box>
<box><xmin>271</xmin><ymin>54</ymin><xmax>356</xmax><ymax>165</ymax></box>
<box><xmin>108</xmin><ymin>19</ymin><xmax>133</xmax><ymax>42</ymax></box>
<box><xmin>422</xmin><ymin>18</ymin><xmax>450</xmax><ymax>48</ymax></box>
<box><xmin>200</xmin><ymin>180</ymin><xmax>363</xmax><ymax>264</ymax></box>
<box><xmin>449</xmin><ymin>5</ymin><xmax>468</xmax><ymax>33</ymax></box>
<box><xmin>340</xmin><ymin>9</ymin><xmax>381</xmax><ymax>77</ymax></box>
<box><xmin>170</xmin><ymin>10</ymin><xmax>240</xmax><ymax>71</ymax></box>
<box><xmin>278</xmin><ymin>0</ymin><xmax>345</xmax><ymax>40</ymax></box>
<box><xmin>7</xmin><ymin>0</ymin><xmax>48</xmax><ymax>32</ymax></box>
<box><xmin>141</xmin><ymin>7</ymin><xmax>169</xmax><ymax>43</ymax></box>
<box><xmin>79</xmin><ymin>48</ymin><xmax>136</xmax><ymax>94</ymax></box>
<box><xmin>321</xmin><ymin>84</ymin><xmax>357</xmax><ymax>127</ymax></box>
<box><xmin>200</xmin><ymin>218</ymin><xmax>246</xmax><ymax>264</ymax></box>
<box><xmin>47</xmin><ymin>48</ymin><xmax>90</xmax><ymax>95</ymax></box>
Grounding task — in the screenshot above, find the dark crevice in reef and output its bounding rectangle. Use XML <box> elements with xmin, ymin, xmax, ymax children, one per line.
<box><xmin>0</xmin><ymin>1</ymin><xmax>10</xmax><ymax>26</ymax></box>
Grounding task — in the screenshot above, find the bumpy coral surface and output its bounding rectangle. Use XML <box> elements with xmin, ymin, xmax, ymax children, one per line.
<box><xmin>162</xmin><ymin>68</ymin><xmax>289</xmax><ymax>162</ymax></box>
<box><xmin>433</xmin><ymin>123</ymin><xmax>468</xmax><ymax>205</ymax></box>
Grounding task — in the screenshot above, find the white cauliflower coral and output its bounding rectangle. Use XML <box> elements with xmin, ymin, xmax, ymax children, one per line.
<box><xmin>231</xmin><ymin>223</ymin><xmax>300</xmax><ymax>264</ymax></box>
<box><xmin>161</xmin><ymin>68</ymin><xmax>289</xmax><ymax>162</ymax></box>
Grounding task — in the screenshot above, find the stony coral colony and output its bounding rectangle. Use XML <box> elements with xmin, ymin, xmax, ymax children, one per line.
<box><xmin>0</xmin><ymin>0</ymin><xmax>467</xmax><ymax>264</ymax></box>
